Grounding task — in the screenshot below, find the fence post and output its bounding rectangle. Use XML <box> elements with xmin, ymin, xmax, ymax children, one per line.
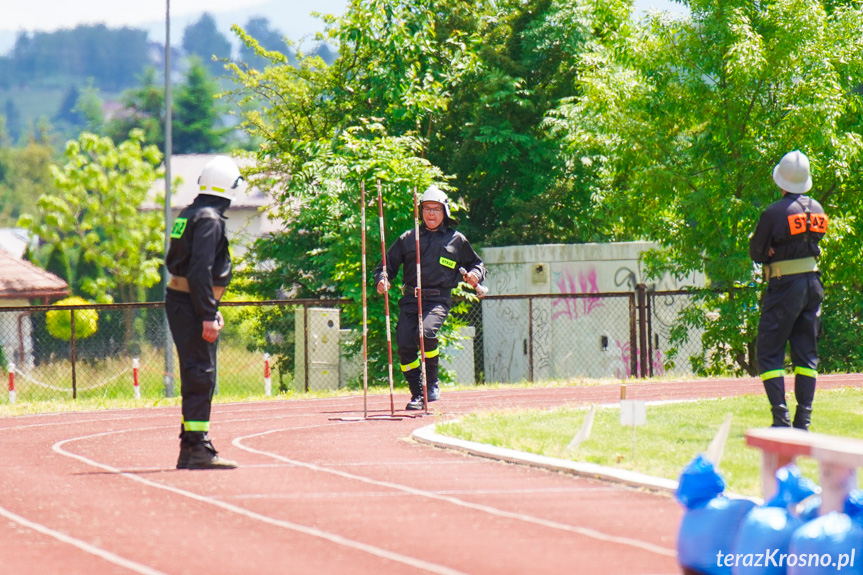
<box><xmin>133</xmin><ymin>358</ymin><xmax>140</xmax><ymax>399</ymax></box>
<box><xmin>528</xmin><ymin>297</ymin><xmax>534</xmax><ymax>383</ymax></box>
<box><xmin>7</xmin><ymin>362</ymin><xmax>15</xmax><ymax>404</ymax></box>
<box><xmin>629</xmin><ymin>293</ymin><xmax>638</xmax><ymax>377</ymax></box>
<box><xmin>303</xmin><ymin>304</ymin><xmax>310</xmax><ymax>392</ymax></box>
<box><xmin>264</xmin><ymin>353</ymin><xmax>272</xmax><ymax>396</ymax></box>
<box><xmin>70</xmin><ymin>308</ymin><xmax>77</xmax><ymax>399</ymax></box>
<box><xmin>636</xmin><ymin>284</ymin><xmax>648</xmax><ymax>378</ymax></box>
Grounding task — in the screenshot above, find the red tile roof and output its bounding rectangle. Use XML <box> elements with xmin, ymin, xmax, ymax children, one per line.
<box><xmin>0</xmin><ymin>249</ymin><xmax>69</xmax><ymax>300</ymax></box>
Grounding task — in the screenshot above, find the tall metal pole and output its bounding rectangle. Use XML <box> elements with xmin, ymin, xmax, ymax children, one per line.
<box><xmin>163</xmin><ymin>0</ymin><xmax>175</xmax><ymax>397</ymax></box>
<box><xmin>361</xmin><ymin>182</ymin><xmax>368</xmax><ymax>418</ymax></box>
<box><xmin>376</xmin><ymin>180</ymin><xmax>395</xmax><ymax>415</ymax></box>
<box><xmin>413</xmin><ymin>187</ymin><xmax>428</xmax><ymax>414</ymax></box>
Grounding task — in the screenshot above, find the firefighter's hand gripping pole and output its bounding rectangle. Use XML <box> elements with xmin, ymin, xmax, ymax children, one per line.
<box><xmin>459</xmin><ymin>267</ymin><xmax>489</xmax><ymax>297</ymax></box>
<box><xmin>377</xmin><ymin>180</ymin><xmax>395</xmax><ymax>416</ymax></box>
<box><xmin>413</xmin><ymin>186</ymin><xmax>429</xmax><ymax>413</ymax></box>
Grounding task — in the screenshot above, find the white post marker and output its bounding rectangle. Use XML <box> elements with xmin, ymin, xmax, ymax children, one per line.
<box><xmin>263</xmin><ymin>353</ymin><xmax>272</xmax><ymax>396</ymax></box>
<box><xmin>132</xmin><ymin>358</ymin><xmax>141</xmax><ymax>399</ymax></box>
<box><xmin>620</xmin><ymin>399</ymin><xmax>646</xmax><ymax>460</ymax></box>
<box><xmin>7</xmin><ymin>362</ymin><xmax>15</xmax><ymax>404</ymax></box>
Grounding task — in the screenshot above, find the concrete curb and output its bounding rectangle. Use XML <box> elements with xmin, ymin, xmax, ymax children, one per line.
<box><xmin>412</xmin><ymin>422</ymin><xmax>680</xmax><ymax>495</ymax></box>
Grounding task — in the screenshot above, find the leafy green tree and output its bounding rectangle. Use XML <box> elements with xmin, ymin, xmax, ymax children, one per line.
<box><xmin>18</xmin><ymin>130</ymin><xmax>166</xmax><ymax>305</ymax></box>
<box><xmin>173</xmin><ymin>59</ymin><xmax>226</xmax><ymax>154</ymax></box>
<box><xmin>0</xmin><ymin>139</ymin><xmax>57</xmax><ymax>227</ymax></box>
<box><xmin>182</xmin><ymin>13</ymin><xmax>233</xmax><ymax>76</ymax></box>
<box><xmin>8</xmin><ymin>25</ymin><xmax>149</xmax><ymax>90</ymax></box>
<box><xmin>429</xmin><ymin>0</ymin><xmax>613</xmax><ymax>245</ymax></box>
<box><xmin>105</xmin><ymin>67</ymin><xmax>165</xmax><ymax>150</ymax></box>
<box><xmin>551</xmin><ymin>0</ymin><xmax>863</xmax><ymax>374</ymax></box>
<box><xmin>4</xmin><ymin>99</ymin><xmax>23</xmax><ymax>143</ymax></box>
<box><xmin>238</xmin><ymin>17</ymin><xmax>294</xmax><ymax>71</ymax></box>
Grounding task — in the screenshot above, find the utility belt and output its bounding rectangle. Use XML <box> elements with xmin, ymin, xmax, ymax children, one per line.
<box><xmin>168</xmin><ymin>276</ymin><xmax>226</xmax><ymax>300</ymax></box>
<box><xmin>402</xmin><ymin>286</ymin><xmax>448</xmax><ymax>297</ymax></box>
<box><xmin>764</xmin><ymin>257</ymin><xmax>818</xmax><ymax>280</ymax></box>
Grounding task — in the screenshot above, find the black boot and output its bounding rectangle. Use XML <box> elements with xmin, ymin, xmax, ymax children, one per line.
<box><xmin>427</xmin><ymin>381</ymin><xmax>440</xmax><ymax>402</ymax></box>
<box><xmin>405</xmin><ymin>394</ymin><xmax>425</xmax><ymax>410</ymax></box>
<box><xmin>177</xmin><ymin>426</ymin><xmax>192</xmax><ymax>469</ymax></box>
<box><xmin>178</xmin><ymin>432</ymin><xmax>237</xmax><ymax>470</ymax></box>
<box><xmin>771</xmin><ymin>405</ymin><xmax>792</xmax><ymax>428</ymax></box>
<box><xmin>793</xmin><ymin>405</ymin><xmax>812</xmax><ymax>431</ymax></box>
<box><xmin>763</xmin><ymin>376</ymin><xmax>790</xmax><ymax>427</ymax></box>
<box><xmin>403</xmin><ymin>366</ymin><xmax>424</xmax><ymax>410</ymax></box>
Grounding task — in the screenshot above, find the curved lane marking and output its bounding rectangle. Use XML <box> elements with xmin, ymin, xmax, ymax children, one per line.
<box><xmin>52</xmin><ymin>427</ymin><xmax>468</xmax><ymax>575</ymax></box>
<box><xmin>233</xmin><ymin>427</ymin><xmax>677</xmax><ymax>558</ymax></box>
<box><xmin>0</xmin><ymin>504</ymin><xmax>169</xmax><ymax>575</ymax></box>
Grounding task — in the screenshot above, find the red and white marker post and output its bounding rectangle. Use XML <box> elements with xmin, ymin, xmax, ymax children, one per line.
<box><xmin>7</xmin><ymin>362</ymin><xmax>15</xmax><ymax>404</ymax></box>
<box><xmin>133</xmin><ymin>358</ymin><xmax>140</xmax><ymax>399</ymax></box>
<box><xmin>264</xmin><ymin>353</ymin><xmax>272</xmax><ymax>396</ymax></box>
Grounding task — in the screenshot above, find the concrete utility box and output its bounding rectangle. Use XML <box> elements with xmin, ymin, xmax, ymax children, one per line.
<box><xmin>479</xmin><ymin>242</ymin><xmax>705</xmax><ymax>383</ymax></box>
<box><xmin>295</xmin><ymin>307</ymin><xmax>341</xmax><ymax>391</ymax></box>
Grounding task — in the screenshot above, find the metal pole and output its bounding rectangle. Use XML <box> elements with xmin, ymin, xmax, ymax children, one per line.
<box><xmin>70</xmin><ymin>309</ymin><xmax>77</xmax><ymax>399</ymax></box>
<box><xmin>162</xmin><ymin>0</ymin><xmax>175</xmax><ymax>398</ymax></box>
<box><xmin>361</xmin><ymin>181</ymin><xmax>368</xmax><ymax>418</ymax></box>
<box><xmin>377</xmin><ymin>180</ymin><xmax>395</xmax><ymax>416</ymax></box>
<box><xmin>413</xmin><ymin>187</ymin><xmax>428</xmax><ymax>413</ymax></box>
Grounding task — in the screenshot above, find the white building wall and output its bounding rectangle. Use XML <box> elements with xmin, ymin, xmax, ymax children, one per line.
<box><xmin>480</xmin><ymin>242</ymin><xmax>705</xmax><ymax>383</ymax></box>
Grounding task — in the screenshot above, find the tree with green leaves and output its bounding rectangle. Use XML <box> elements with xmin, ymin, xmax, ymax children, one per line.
<box><xmin>237</xmin><ymin>17</ymin><xmax>294</xmax><ymax>71</ymax></box>
<box><xmin>18</xmin><ymin>130</ymin><xmax>166</xmax><ymax>305</ymax></box>
<box><xmin>182</xmin><ymin>13</ymin><xmax>233</xmax><ymax>76</ymax></box>
<box><xmin>173</xmin><ymin>58</ymin><xmax>227</xmax><ymax>154</ymax></box>
<box><xmin>105</xmin><ymin>67</ymin><xmax>165</xmax><ymax>150</ymax></box>
<box><xmin>0</xmin><ymin>138</ymin><xmax>57</xmax><ymax>227</ymax></box>
<box><xmin>549</xmin><ymin>0</ymin><xmax>863</xmax><ymax>374</ymax></box>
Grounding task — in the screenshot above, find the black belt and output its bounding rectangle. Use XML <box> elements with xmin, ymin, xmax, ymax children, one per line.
<box><xmin>405</xmin><ymin>287</ymin><xmax>443</xmax><ymax>296</ymax></box>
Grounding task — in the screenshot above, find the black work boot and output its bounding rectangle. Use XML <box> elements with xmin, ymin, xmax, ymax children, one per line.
<box><xmin>406</xmin><ymin>394</ymin><xmax>425</xmax><ymax>410</ymax></box>
<box><xmin>177</xmin><ymin>426</ymin><xmax>192</xmax><ymax>469</ymax></box>
<box><xmin>793</xmin><ymin>406</ymin><xmax>812</xmax><ymax>431</ymax></box>
<box><xmin>178</xmin><ymin>432</ymin><xmax>237</xmax><ymax>470</ymax></box>
<box><xmin>427</xmin><ymin>381</ymin><xmax>440</xmax><ymax>402</ymax></box>
<box><xmin>771</xmin><ymin>405</ymin><xmax>792</xmax><ymax>428</ymax></box>
<box><xmin>763</xmin><ymin>376</ymin><xmax>790</xmax><ymax>427</ymax></box>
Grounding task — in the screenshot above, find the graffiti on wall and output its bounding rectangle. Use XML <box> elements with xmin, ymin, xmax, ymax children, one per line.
<box><xmin>551</xmin><ymin>266</ymin><xmax>604</xmax><ymax>320</ymax></box>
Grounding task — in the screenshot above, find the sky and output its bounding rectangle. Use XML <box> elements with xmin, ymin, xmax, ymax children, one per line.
<box><xmin>0</xmin><ymin>0</ymin><xmax>686</xmax><ymax>54</ymax></box>
<box><xmin>0</xmin><ymin>0</ymin><xmax>350</xmax><ymax>53</ymax></box>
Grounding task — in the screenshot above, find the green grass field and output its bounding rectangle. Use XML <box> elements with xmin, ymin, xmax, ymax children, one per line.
<box><xmin>436</xmin><ymin>387</ymin><xmax>863</xmax><ymax>497</ymax></box>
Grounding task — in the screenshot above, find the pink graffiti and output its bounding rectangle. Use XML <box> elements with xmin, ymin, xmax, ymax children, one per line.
<box><xmin>552</xmin><ymin>267</ymin><xmax>604</xmax><ymax>320</ymax></box>
<box><xmin>614</xmin><ymin>340</ymin><xmax>665</xmax><ymax>379</ymax></box>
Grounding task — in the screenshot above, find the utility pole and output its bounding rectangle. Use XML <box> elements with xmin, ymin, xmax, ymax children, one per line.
<box><xmin>163</xmin><ymin>0</ymin><xmax>175</xmax><ymax>397</ymax></box>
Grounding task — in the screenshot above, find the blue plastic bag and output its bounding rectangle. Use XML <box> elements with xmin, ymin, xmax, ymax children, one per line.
<box><xmin>677</xmin><ymin>455</ymin><xmax>758</xmax><ymax>575</ymax></box>
<box><xmin>787</xmin><ymin>511</ymin><xmax>863</xmax><ymax>574</ymax></box>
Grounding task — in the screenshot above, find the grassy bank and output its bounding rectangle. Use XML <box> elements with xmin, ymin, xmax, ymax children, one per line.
<box><xmin>436</xmin><ymin>387</ymin><xmax>863</xmax><ymax>497</ymax></box>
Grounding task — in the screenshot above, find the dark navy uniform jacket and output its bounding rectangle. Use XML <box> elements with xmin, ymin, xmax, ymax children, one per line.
<box><xmin>749</xmin><ymin>194</ymin><xmax>828</xmax><ymax>266</ymax></box>
<box><xmin>374</xmin><ymin>223</ymin><xmax>486</xmax><ymax>294</ymax></box>
<box><xmin>166</xmin><ymin>195</ymin><xmax>232</xmax><ymax>321</ymax></box>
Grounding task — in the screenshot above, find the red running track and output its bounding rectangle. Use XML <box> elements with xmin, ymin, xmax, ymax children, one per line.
<box><xmin>0</xmin><ymin>374</ymin><xmax>859</xmax><ymax>575</ymax></box>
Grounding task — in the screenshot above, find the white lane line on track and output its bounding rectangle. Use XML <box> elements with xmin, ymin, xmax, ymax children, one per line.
<box><xmin>233</xmin><ymin>429</ymin><xmax>678</xmax><ymax>558</ymax></box>
<box><xmin>0</xmin><ymin>504</ymin><xmax>169</xmax><ymax>575</ymax></box>
<box><xmin>51</xmin><ymin>429</ymin><xmax>468</xmax><ymax>575</ymax></box>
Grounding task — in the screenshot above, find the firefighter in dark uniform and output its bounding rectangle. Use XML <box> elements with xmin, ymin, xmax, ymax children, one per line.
<box><xmin>749</xmin><ymin>150</ymin><xmax>828</xmax><ymax>430</ymax></box>
<box><xmin>166</xmin><ymin>156</ymin><xmax>243</xmax><ymax>469</ymax></box>
<box><xmin>374</xmin><ymin>186</ymin><xmax>486</xmax><ymax>410</ymax></box>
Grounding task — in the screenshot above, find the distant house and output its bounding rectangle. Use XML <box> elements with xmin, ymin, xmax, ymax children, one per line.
<box><xmin>0</xmin><ymin>247</ymin><xmax>69</xmax><ymax>367</ymax></box>
<box><xmin>145</xmin><ymin>154</ymin><xmax>283</xmax><ymax>260</ymax></box>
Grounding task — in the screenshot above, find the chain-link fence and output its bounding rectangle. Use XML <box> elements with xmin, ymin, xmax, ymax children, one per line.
<box><xmin>0</xmin><ymin>287</ymin><xmax>710</xmax><ymax>404</ymax></box>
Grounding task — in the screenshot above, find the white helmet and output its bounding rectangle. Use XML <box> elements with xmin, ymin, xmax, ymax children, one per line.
<box><xmin>772</xmin><ymin>150</ymin><xmax>812</xmax><ymax>194</ymax></box>
<box><xmin>198</xmin><ymin>156</ymin><xmax>243</xmax><ymax>201</ymax></box>
<box><xmin>420</xmin><ymin>185</ymin><xmax>452</xmax><ymax>218</ymax></box>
